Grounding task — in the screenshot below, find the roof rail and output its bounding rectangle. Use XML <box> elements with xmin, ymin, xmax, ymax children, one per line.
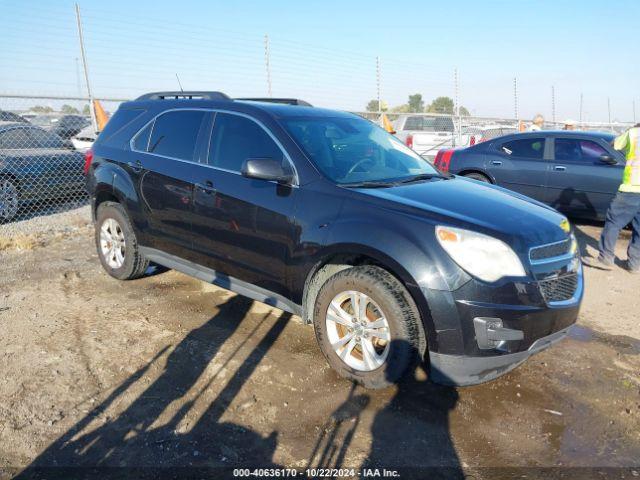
<box><xmin>135</xmin><ymin>91</ymin><xmax>231</xmax><ymax>101</ymax></box>
<box><xmin>236</xmin><ymin>98</ymin><xmax>313</xmax><ymax>107</ymax></box>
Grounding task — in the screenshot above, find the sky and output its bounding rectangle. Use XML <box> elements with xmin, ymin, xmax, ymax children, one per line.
<box><xmin>1</xmin><ymin>0</ymin><xmax>638</xmax><ymax>122</ymax></box>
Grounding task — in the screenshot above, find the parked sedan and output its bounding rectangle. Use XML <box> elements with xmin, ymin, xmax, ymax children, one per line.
<box><xmin>434</xmin><ymin>131</ymin><xmax>623</xmax><ymax>221</ymax></box>
<box><xmin>0</xmin><ymin>122</ymin><xmax>86</xmax><ymax>222</ymax></box>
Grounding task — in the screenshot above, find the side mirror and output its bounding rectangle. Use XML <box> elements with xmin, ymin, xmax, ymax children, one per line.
<box><xmin>599</xmin><ymin>154</ymin><xmax>618</xmax><ymax>165</ymax></box>
<box><xmin>241</xmin><ymin>158</ymin><xmax>294</xmax><ymax>184</ymax></box>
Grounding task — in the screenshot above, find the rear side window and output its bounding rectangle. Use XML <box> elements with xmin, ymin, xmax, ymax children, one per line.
<box><xmin>208</xmin><ymin>113</ymin><xmax>283</xmax><ymax>172</ymax></box>
<box><xmin>147</xmin><ymin>110</ymin><xmax>207</xmax><ymax>161</ymax></box>
<box><xmin>499</xmin><ymin>138</ymin><xmax>545</xmax><ymax>159</ymax></box>
<box><xmin>132</xmin><ymin>123</ymin><xmax>152</xmax><ymax>151</ymax></box>
<box><xmin>403</xmin><ymin>116</ymin><xmax>454</xmax><ymax>132</ymax></box>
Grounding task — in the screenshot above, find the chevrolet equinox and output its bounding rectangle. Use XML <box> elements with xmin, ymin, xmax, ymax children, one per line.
<box><xmin>85</xmin><ymin>91</ymin><xmax>583</xmax><ymax>389</ymax></box>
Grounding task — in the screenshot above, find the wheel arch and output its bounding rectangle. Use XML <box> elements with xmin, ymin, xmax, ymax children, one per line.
<box><xmin>301</xmin><ymin>244</ymin><xmax>435</xmax><ymax>356</ymax></box>
<box><xmin>458</xmin><ymin>169</ymin><xmax>494</xmax><ymax>183</ymax></box>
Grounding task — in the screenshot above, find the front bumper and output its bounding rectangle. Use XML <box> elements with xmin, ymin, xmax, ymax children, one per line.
<box><xmin>429</xmin><ymin>327</ymin><xmax>570</xmax><ymax>386</ymax></box>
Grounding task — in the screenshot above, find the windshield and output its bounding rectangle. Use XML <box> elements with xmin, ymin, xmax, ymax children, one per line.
<box><xmin>282</xmin><ymin>116</ymin><xmax>439</xmax><ymax>184</ymax></box>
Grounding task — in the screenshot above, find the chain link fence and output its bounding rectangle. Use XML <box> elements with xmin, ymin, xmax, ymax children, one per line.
<box><xmin>0</xmin><ymin>94</ymin><xmax>634</xmax><ymax>242</ymax></box>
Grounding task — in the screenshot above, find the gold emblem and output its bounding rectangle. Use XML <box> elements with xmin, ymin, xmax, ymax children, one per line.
<box><xmin>560</xmin><ymin>218</ymin><xmax>571</xmax><ymax>233</ymax></box>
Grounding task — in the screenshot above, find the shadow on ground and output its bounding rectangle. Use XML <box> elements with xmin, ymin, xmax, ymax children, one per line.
<box><xmin>12</xmin><ymin>298</ymin><xmax>462</xmax><ymax>479</ymax></box>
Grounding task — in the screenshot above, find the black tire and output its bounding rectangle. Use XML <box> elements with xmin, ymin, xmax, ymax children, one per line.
<box><xmin>95</xmin><ymin>201</ymin><xmax>149</xmax><ymax>280</ymax></box>
<box><xmin>0</xmin><ymin>177</ymin><xmax>20</xmax><ymax>222</ymax></box>
<box><xmin>463</xmin><ymin>172</ymin><xmax>491</xmax><ymax>183</ymax></box>
<box><xmin>313</xmin><ymin>265</ymin><xmax>425</xmax><ymax>389</ymax></box>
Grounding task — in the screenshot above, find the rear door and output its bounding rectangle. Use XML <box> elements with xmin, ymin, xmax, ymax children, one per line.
<box><xmin>190</xmin><ymin>111</ymin><xmax>298</xmax><ymax>297</ymax></box>
<box><xmin>546</xmin><ymin>136</ymin><xmax>623</xmax><ymax>220</ymax></box>
<box><xmin>131</xmin><ymin>109</ymin><xmax>210</xmax><ymax>259</ymax></box>
<box><xmin>485</xmin><ymin>136</ymin><xmax>549</xmax><ymax>202</ymax></box>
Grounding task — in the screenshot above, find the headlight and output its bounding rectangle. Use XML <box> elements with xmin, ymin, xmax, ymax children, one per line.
<box><xmin>436</xmin><ymin>226</ymin><xmax>526</xmax><ymax>282</ymax></box>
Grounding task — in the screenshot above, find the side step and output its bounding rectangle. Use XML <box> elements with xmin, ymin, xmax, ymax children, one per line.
<box><xmin>140</xmin><ymin>246</ymin><xmax>302</xmax><ymax>316</ymax></box>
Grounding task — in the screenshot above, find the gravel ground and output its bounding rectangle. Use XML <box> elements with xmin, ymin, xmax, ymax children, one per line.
<box><xmin>0</xmin><ymin>209</ymin><xmax>639</xmax><ymax>479</ymax></box>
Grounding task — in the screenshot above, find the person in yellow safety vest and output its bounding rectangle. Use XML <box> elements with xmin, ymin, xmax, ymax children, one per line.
<box><xmin>584</xmin><ymin>123</ymin><xmax>640</xmax><ymax>273</ymax></box>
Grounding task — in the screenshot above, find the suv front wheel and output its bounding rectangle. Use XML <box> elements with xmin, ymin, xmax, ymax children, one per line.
<box><xmin>313</xmin><ymin>265</ymin><xmax>424</xmax><ymax>389</ymax></box>
<box><xmin>95</xmin><ymin>202</ymin><xmax>149</xmax><ymax>280</ymax></box>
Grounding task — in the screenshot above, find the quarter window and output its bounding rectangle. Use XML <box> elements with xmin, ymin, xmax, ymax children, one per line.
<box><xmin>208</xmin><ymin>113</ymin><xmax>284</xmax><ymax>172</ymax></box>
<box><xmin>499</xmin><ymin>138</ymin><xmax>545</xmax><ymax>159</ymax></box>
<box><xmin>147</xmin><ymin>110</ymin><xmax>206</xmax><ymax>161</ymax></box>
<box><xmin>133</xmin><ymin>123</ymin><xmax>152</xmax><ymax>151</ymax></box>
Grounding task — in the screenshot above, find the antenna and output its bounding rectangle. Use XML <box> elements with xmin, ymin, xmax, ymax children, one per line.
<box><xmin>175</xmin><ymin>74</ymin><xmax>184</xmax><ymax>92</ymax></box>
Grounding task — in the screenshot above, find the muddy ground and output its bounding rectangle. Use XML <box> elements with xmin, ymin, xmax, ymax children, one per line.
<box><xmin>0</xmin><ymin>210</ymin><xmax>639</xmax><ymax>479</ymax></box>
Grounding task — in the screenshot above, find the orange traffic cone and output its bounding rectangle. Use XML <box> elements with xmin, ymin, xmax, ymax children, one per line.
<box><xmin>381</xmin><ymin>113</ymin><xmax>396</xmax><ymax>134</ymax></box>
<box><xmin>93</xmin><ymin>99</ymin><xmax>110</xmax><ymax>132</ymax></box>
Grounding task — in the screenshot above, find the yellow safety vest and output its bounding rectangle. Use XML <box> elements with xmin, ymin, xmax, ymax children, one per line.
<box><xmin>614</xmin><ymin>127</ymin><xmax>640</xmax><ymax>193</ymax></box>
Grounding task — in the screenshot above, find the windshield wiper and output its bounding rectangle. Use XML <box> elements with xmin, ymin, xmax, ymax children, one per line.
<box><xmin>396</xmin><ymin>173</ymin><xmax>441</xmax><ymax>184</ymax></box>
<box><xmin>342</xmin><ymin>180</ymin><xmax>397</xmax><ymax>188</ymax></box>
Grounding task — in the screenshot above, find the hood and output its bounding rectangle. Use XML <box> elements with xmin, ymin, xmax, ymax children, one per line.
<box><xmin>352</xmin><ymin>176</ymin><xmax>569</xmax><ymax>248</ymax></box>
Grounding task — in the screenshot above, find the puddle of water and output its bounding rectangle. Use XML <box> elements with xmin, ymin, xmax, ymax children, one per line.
<box><xmin>568</xmin><ymin>325</ymin><xmax>640</xmax><ymax>355</ymax></box>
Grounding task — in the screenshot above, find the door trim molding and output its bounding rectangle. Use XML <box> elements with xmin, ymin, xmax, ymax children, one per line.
<box><xmin>140</xmin><ymin>246</ymin><xmax>302</xmax><ymax>316</ymax></box>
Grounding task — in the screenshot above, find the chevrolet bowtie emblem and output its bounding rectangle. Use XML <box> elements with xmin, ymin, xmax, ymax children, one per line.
<box><xmin>560</xmin><ymin>218</ymin><xmax>571</xmax><ymax>233</ymax></box>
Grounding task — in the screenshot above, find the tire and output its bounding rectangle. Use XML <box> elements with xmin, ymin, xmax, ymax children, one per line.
<box><xmin>0</xmin><ymin>177</ymin><xmax>20</xmax><ymax>222</ymax></box>
<box><xmin>313</xmin><ymin>265</ymin><xmax>425</xmax><ymax>389</ymax></box>
<box><xmin>463</xmin><ymin>172</ymin><xmax>491</xmax><ymax>183</ymax></box>
<box><xmin>95</xmin><ymin>201</ymin><xmax>149</xmax><ymax>280</ymax></box>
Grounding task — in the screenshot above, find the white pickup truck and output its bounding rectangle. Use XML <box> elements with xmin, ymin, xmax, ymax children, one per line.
<box><xmin>393</xmin><ymin>114</ymin><xmax>456</xmax><ymax>159</ymax></box>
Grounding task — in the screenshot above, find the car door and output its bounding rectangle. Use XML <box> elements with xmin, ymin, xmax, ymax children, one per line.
<box><xmin>485</xmin><ymin>136</ymin><xmax>549</xmax><ymax>202</ymax></box>
<box><xmin>190</xmin><ymin>111</ymin><xmax>298</xmax><ymax>297</ymax></box>
<box><xmin>546</xmin><ymin>136</ymin><xmax>624</xmax><ymax>220</ymax></box>
<box><xmin>130</xmin><ymin>109</ymin><xmax>210</xmax><ymax>259</ymax></box>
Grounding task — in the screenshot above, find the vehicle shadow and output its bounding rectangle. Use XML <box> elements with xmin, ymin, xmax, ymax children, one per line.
<box><xmin>307</xmin><ymin>341</ymin><xmax>463</xmax><ymax>480</ymax></box>
<box><xmin>14</xmin><ymin>295</ymin><xmax>290</xmax><ymax>479</ymax></box>
<box><xmin>549</xmin><ymin>188</ymin><xmax>597</xmax><ymax>221</ymax></box>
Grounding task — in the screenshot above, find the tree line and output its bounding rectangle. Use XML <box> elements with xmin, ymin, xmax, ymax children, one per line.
<box><xmin>366</xmin><ymin>94</ymin><xmax>469</xmax><ymax>116</ymax></box>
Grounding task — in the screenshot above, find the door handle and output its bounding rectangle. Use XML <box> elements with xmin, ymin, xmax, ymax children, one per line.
<box><xmin>491</xmin><ymin>160</ymin><xmax>502</xmax><ymax>166</ymax></box>
<box><xmin>196</xmin><ymin>180</ymin><xmax>216</xmax><ymax>194</ymax></box>
<box><xmin>554</xmin><ymin>165</ymin><xmax>566</xmax><ymax>171</ymax></box>
<box><xmin>127</xmin><ymin>160</ymin><xmax>143</xmax><ymax>172</ymax></box>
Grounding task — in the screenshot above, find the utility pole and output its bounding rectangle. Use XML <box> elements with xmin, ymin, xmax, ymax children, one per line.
<box><xmin>376</xmin><ymin>56</ymin><xmax>381</xmax><ymax>113</ymax></box>
<box><xmin>551</xmin><ymin>85</ymin><xmax>556</xmax><ymax>125</ymax></box>
<box><xmin>454</xmin><ymin>68</ymin><xmax>461</xmax><ymax>145</ymax></box>
<box><xmin>633</xmin><ymin>100</ymin><xmax>636</xmax><ymax>124</ymax></box>
<box><xmin>75</xmin><ymin>57</ymin><xmax>81</xmax><ymax>97</ymax></box>
<box><xmin>607</xmin><ymin>97</ymin><xmax>612</xmax><ymax>131</ymax></box>
<box><xmin>264</xmin><ymin>34</ymin><xmax>272</xmax><ymax>98</ymax></box>
<box><xmin>579</xmin><ymin>93</ymin><xmax>583</xmax><ymax>124</ymax></box>
<box><xmin>75</xmin><ymin>4</ymin><xmax>96</xmax><ymax>131</ymax></box>
<box><xmin>513</xmin><ymin>77</ymin><xmax>518</xmax><ymax>120</ymax></box>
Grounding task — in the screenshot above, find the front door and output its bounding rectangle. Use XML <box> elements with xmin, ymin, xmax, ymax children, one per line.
<box><xmin>486</xmin><ymin>137</ymin><xmax>549</xmax><ymax>202</ymax></box>
<box><xmin>546</xmin><ymin>136</ymin><xmax>624</xmax><ymax>220</ymax></box>
<box><xmin>190</xmin><ymin>112</ymin><xmax>298</xmax><ymax>297</ymax></box>
<box><xmin>132</xmin><ymin>109</ymin><xmax>210</xmax><ymax>259</ymax></box>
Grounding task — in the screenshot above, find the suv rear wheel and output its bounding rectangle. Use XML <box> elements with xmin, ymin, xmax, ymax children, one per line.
<box><xmin>95</xmin><ymin>202</ymin><xmax>149</xmax><ymax>280</ymax></box>
<box><xmin>313</xmin><ymin>265</ymin><xmax>424</xmax><ymax>389</ymax></box>
<box><xmin>0</xmin><ymin>177</ymin><xmax>19</xmax><ymax>222</ymax></box>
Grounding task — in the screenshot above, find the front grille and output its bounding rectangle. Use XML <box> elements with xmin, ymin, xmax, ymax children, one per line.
<box><xmin>530</xmin><ymin>239</ymin><xmax>572</xmax><ymax>262</ymax></box>
<box><xmin>538</xmin><ymin>274</ymin><xmax>578</xmax><ymax>303</ymax></box>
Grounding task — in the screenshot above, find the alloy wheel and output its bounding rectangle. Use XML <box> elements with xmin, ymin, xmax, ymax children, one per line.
<box><xmin>99</xmin><ymin>218</ymin><xmax>126</xmax><ymax>269</ymax></box>
<box><xmin>325</xmin><ymin>290</ymin><xmax>391</xmax><ymax>371</ymax></box>
<box><xmin>0</xmin><ymin>179</ymin><xmax>19</xmax><ymax>221</ymax></box>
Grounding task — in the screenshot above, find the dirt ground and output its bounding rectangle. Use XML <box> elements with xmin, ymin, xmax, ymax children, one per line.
<box><xmin>0</xmin><ymin>209</ymin><xmax>639</xmax><ymax>479</ymax></box>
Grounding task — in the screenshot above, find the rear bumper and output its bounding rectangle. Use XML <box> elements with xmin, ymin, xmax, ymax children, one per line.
<box><xmin>429</xmin><ymin>326</ymin><xmax>570</xmax><ymax>386</ymax></box>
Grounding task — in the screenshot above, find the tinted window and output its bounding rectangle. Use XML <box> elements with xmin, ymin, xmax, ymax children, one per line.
<box><xmin>208</xmin><ymin>113</ymin><xmax>283</xmax><ymax>172</ymax></box>
<box><xmin>148</xmin><ymin>110</ymin><xmax>206</xmax><ymax>161</ymax></box>
<box><xmin>0</xmin><ymin>129</ymin><xmax>31</xmax><ymax>149</ymax></box>
<box><xmin>403</xmin><ymin>116</ymin><xmax>454</xmax><ymax>132</ymax></box>
<box><xmin>27</xmin><ymin>128</ymin><xmax>65</xmax><ymax>148</ymax></box>
<box><xmin>500</xmin><ymin>138</ymin><xmax>544</xmax><ymax>159</ymax></box>
<box><xmin>283</xmin><ymin>115</ymin><xmax>438</xmax><ymax>184</ymax></box>
<box><xmin>555</xmin><ymin>138</ymin><xmax>608</xmax><ymax>162</ymax></box>
<box><xmin>133</xmin><ymin>123</ymin><xmax>152</xmax><ymax>151</ymax></box>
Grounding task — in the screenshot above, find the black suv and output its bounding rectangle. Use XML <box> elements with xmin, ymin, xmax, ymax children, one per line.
<box><xmin>85</xmin><ymin>91</ymin><xmax>583</xmax><ymax>389</ymax></box>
